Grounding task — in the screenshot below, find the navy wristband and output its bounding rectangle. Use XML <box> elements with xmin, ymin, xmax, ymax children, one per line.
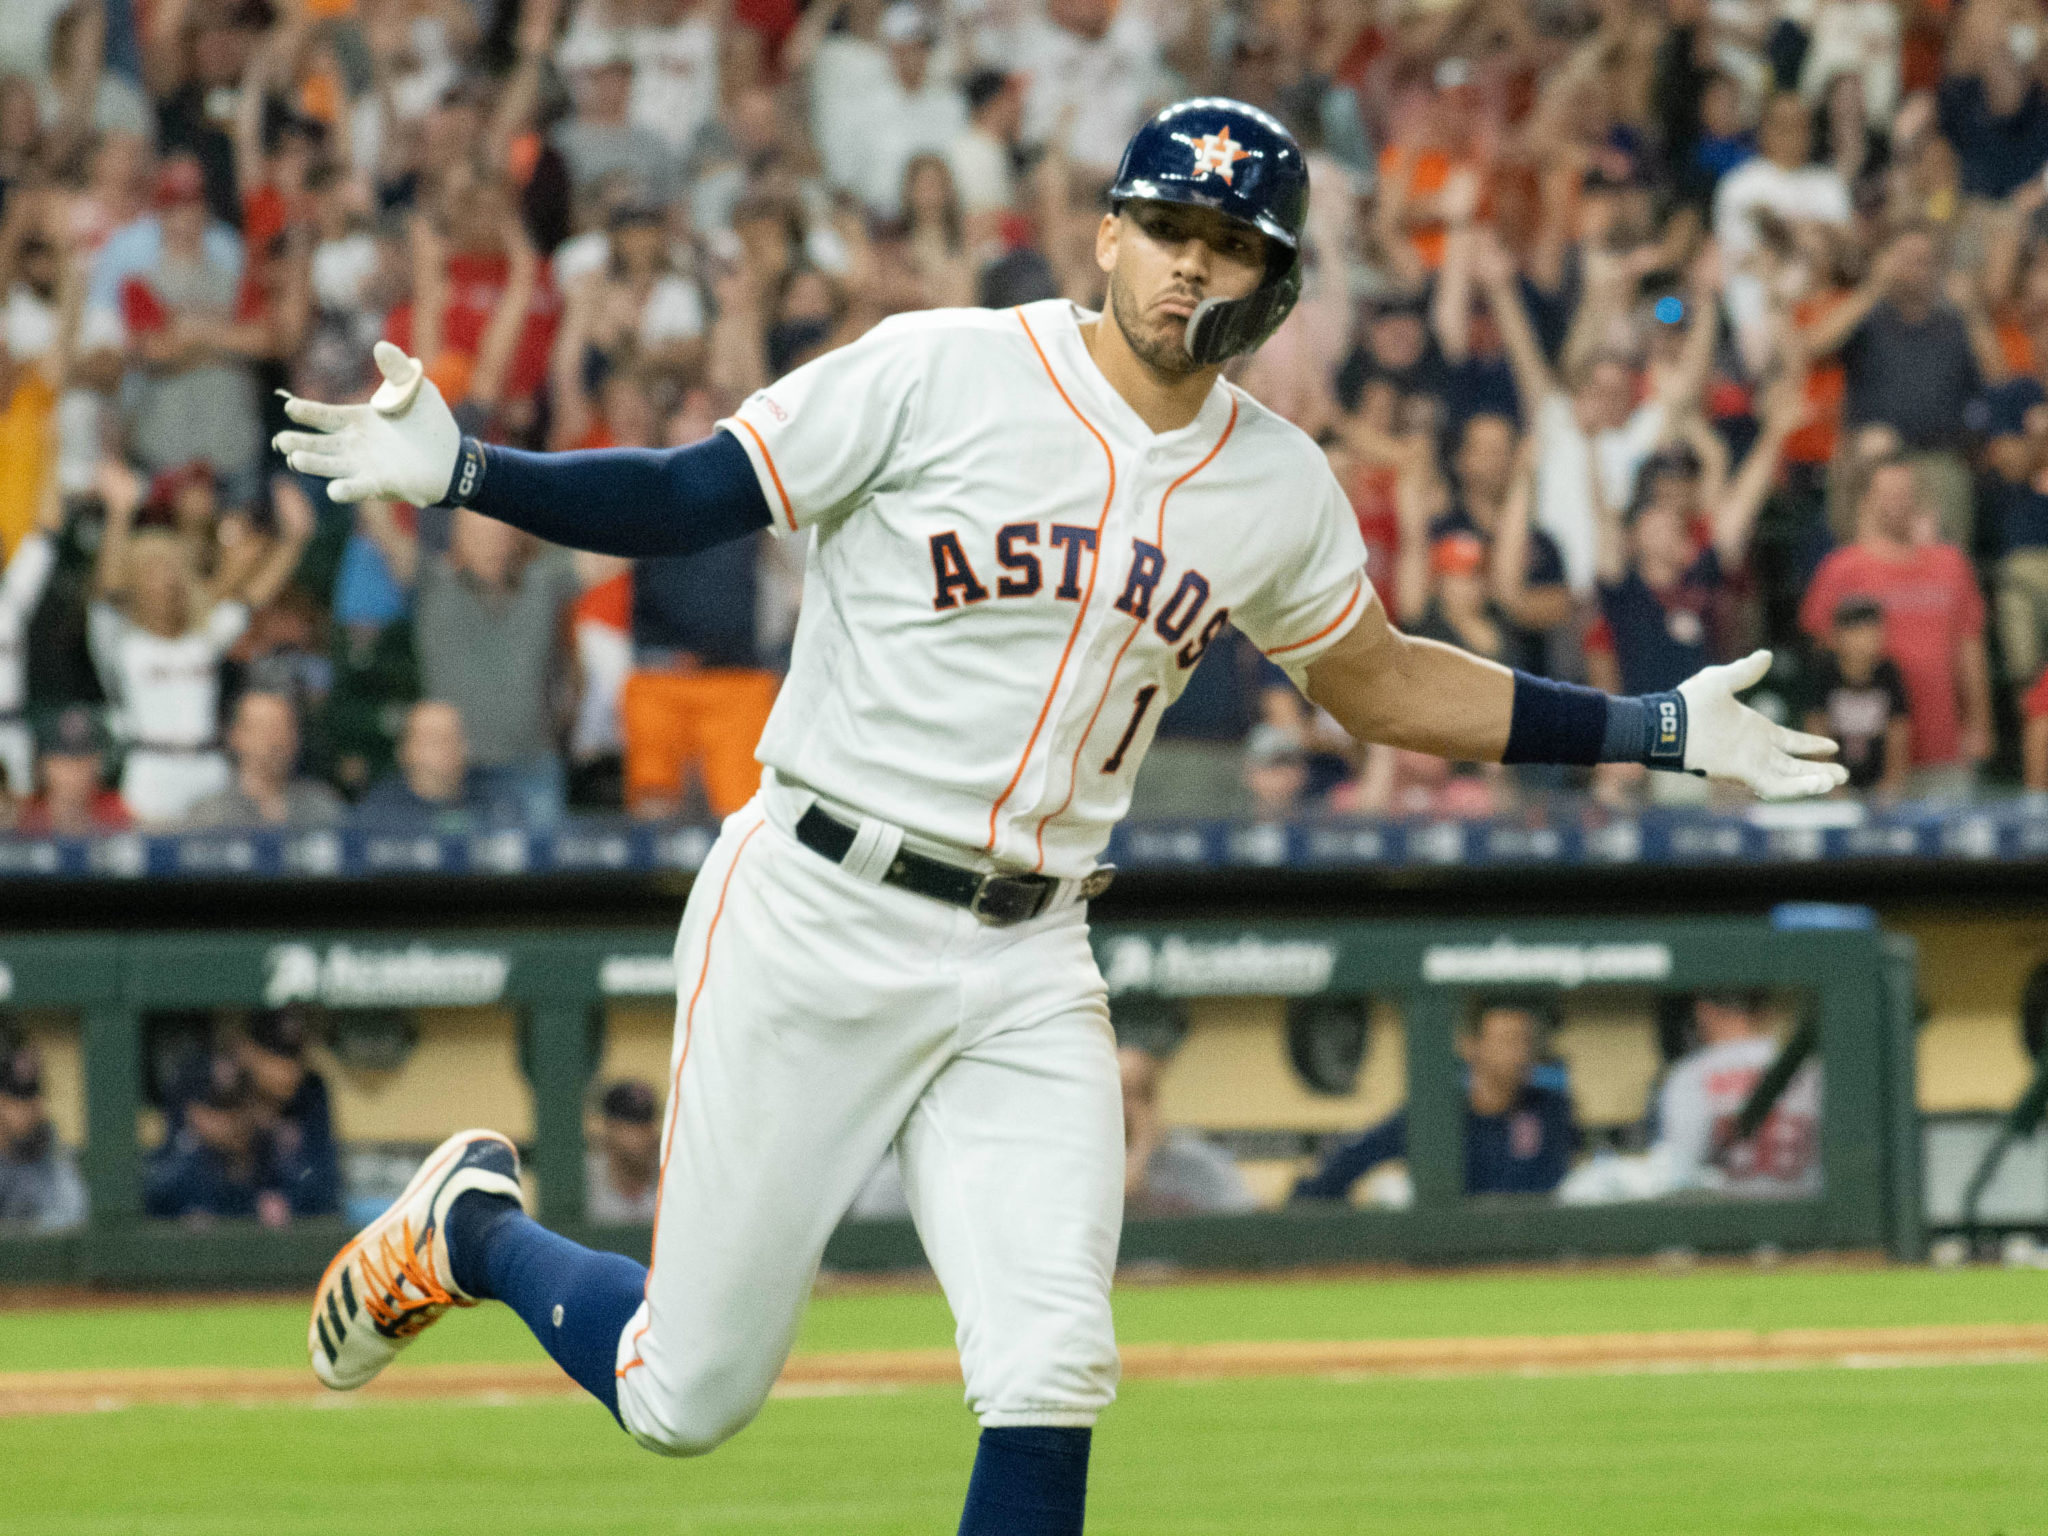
<box><xmin>1502</xmin><ymin>672</ymin><xmax>1610</xmax><ymax>766</ymax></box>
<box><xmin>1503</xmin><ymin>673</ymin><xmax>1690</xmax><ymax>770</ymax></box>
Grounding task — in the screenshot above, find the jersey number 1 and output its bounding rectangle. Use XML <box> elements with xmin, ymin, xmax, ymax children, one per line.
<box><xmin>1101</xmin><ymin>685</ymin><xmax>1159</xmax><ymax>775</ymax></box>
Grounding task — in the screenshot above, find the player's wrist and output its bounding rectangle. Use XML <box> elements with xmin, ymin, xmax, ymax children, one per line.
<box><xmin>1501</xmin><ymin>673</ymin><xmax>1692</xmax><ymax>771</ymax></box>
<box><xmin>1603</xmin><ymin>691</ymin><xmax>1689</xmax><ymax>770</ymax></box>
<box><xmin>436</xmin><ymin>436</ymin><xmax>488</xmax><ymax>509</ymax></box>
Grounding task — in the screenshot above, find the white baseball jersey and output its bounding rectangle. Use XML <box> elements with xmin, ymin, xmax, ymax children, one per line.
<box><xmin>720</xmin><ymin>299</ymin><xmax>1373</xmax><ymax>877</ymax></box>
<box><xmin>1655</xmin><ymin>1035</ymin><xmax>1822</xmax><ymax>1196</ymax></box>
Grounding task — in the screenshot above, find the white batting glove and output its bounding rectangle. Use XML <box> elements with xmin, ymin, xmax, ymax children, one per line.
<box><xmin>271</xmin><ymin>341</ymin><xmax>460</xmax><ymax>506</ymax></box>
<box><xmin>1677</xmin><ymin>650</ymin><xmax>1849</xmax><ymax>801</ymax></box>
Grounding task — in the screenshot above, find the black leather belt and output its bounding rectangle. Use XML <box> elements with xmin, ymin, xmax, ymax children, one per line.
<box><xmin>794</xmin><ymin>804</ymin><xmax>1113</xmax><ymax>926</ymax></box>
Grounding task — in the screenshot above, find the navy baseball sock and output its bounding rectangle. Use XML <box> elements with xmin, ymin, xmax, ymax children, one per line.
<box><xmin>957</xmin><ymin>1426</ymin><xmax>1091</xmax><ymax>1536</ymax></box>
<box><xmin>445</xmin><ymin>1191</ymin><xmax>645</xmax><ymax>1423</ymax></box>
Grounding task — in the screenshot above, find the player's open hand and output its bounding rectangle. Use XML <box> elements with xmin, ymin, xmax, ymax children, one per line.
<box><xmin>1677</xmin><ymin>650</ymin><xmax>1848</xmax><ymax>801</ymax></box>
<box><xmin>272</xmin><ymin>341</ymin><xmax>460</xmax><ymax>507</ymax></box>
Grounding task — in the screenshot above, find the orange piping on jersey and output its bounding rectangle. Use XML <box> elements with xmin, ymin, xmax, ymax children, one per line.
<box><xmin>1265</xmin><ymin>571</ymin><xmax>1366</xmax><ymax>657</ymax></box>
<box><xmin>1030</xmin><ymin>396</ymin><xmax>1240</xmax><ymax>869</ymax></box>
<box><xmin>985</xmin><ymin>309</ymin><xmax>1117</xmax><ymax>856</ymax></box>
<box><xmin>617</xmin><ymin>816</ymin><xmax>765</xmax><ymax>1381</ymax></box>
<box><xmin>730</xmin><ymin>418</ymin><xmax>798</xmax><ymax>532</ymax></box>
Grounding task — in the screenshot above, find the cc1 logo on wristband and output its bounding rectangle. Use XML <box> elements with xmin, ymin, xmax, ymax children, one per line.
<box><xmin>443</xmin><ymin>437</ymin><xmax>487</xmax><ymax>508</ymax></box>
<box><xmin>1644</xmin><ymin>691</ymin><xmax>1686</xmax><ymax>765</ymax></box>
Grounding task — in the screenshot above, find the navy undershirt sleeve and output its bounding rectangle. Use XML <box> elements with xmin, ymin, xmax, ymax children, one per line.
<box><xmin>447</xmin><ymin>428</ymin><xmax>774</xmax><ymax>558</ymax></box>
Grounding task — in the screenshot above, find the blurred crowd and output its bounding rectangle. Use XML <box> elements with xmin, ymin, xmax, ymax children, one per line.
<box><xmin>6</xmin><ymin>0</ymin><xmax>2048</xmax><ymax>835</ymax></box>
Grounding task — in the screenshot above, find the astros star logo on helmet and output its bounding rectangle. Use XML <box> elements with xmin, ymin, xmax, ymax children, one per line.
<box><xmin>1174</xmin><ymin>126</ymin><xmax>1251</xmax><ymax>184</ymax></box>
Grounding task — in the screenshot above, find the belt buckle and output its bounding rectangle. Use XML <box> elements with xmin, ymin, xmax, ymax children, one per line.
<box><xmin>968</xmin><ymin>874</ymin><xmax>1049</xmax><ymax>927</ymax></box>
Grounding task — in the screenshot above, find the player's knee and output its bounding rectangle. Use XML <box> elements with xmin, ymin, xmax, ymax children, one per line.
<box><xmin>628</xmin><ymin>1399</ymin><xmax>759</xmax><ymax>1459</ymax></box>
<box><xmin>622</xmin><ymin>1366</ymin><xmax>772</xmax><ymax>1458</ymax></box>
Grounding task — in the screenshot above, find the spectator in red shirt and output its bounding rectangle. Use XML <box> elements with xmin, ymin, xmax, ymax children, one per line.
<box><xmin>385</xmin><ymin>170</ymin><xmax>558</xmax><ymax>444</ymax></box>
<box><xmin>2023</xmin><ymin>667</ymin><xmax>2048</xmax><ymax>793</ymax></box>
<box><xmin>1800</xmin><ymin>455</ymin><xmax>1993</xmax><ymax>794</ymax></box>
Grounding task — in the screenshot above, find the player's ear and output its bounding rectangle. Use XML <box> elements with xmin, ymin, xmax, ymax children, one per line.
<box><xmin>1095</xmin><ymin>212</ymin><xmax>1119</xmax><ymax>277</ymax></box>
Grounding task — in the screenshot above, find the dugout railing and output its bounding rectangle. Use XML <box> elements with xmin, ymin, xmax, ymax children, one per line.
<box><xmin>0</xmin><ymin>917</ymin><xmax>1921</xmax><ymax>1287</ymax></box>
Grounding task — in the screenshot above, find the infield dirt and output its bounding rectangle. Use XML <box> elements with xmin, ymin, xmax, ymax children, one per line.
<box><xmin>8</xmin><ymin>1321</ymin><xmax>2048</xmax><ymax>1416</ymax></box>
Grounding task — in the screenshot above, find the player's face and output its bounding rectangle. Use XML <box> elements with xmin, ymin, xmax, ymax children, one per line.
<box><xmin>1464</xmin><ymin>1009</ymin><xmax>1536</xmax><ymax>1090</ymax></box>
<box><xmin>1099</xmin><ymin>201</ymin><xmax>1269</xmax><ymax>378</ymax></box>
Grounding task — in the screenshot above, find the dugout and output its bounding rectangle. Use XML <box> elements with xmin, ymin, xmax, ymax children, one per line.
<box><xmin>0</xmin><ymin>915</ymin><xmax>1920</xmax><ymax>1288</ymax></box>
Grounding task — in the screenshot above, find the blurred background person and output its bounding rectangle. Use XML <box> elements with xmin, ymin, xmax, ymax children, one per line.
<box><xmin>0</xmin><ymin>1042</ymin><xmax>87</xmax><ymax>1232</ymax></box>
<box><xmin>587</xmin><ymin>1077</ymin><xmax>660</xmax><ymax>1225</ymax></box>
<box><xmin>233</xmin><ymin>1006</ymin><xmax>338</xmax><ymax>1219</ymax></box>
<box><xmin>1802</xmin><ymin>596</ymin><xmax>1912</xmax><ymax>799</ymax></box>
<box><xmin>1120</xmin><ymin>1041</ymin><xmax>1258</xmax><ymax>1219</ymax></box>
<box><xmin>15</xmin><ymin>704</ymin><xmax>128</xmax><ymax>835</ymax></box>
<box><xmin>1800</xmin><ymin>455</ymin><xmax>1992</xmax><ymax>799</ymax></box>
<box><xmin>1293</xmin><ymin>1000</ymin><xmax>1579</xmax><ymax>1205</ymax></box>
<box><xmin>184</xmin><ymin>688</ymin><xmax>345</xmax><ymax>829</ymax></box>
<box><xmin>355</xmin><ymin>504</ymin><xmax>582</xmax><ymax>824</ymax></box>
<box><xmin>144</xmin><ymin>1052</ymin><xmax>290</xmax><ymax>1227</ymax></box>
<box><xmin>353</xmin><ymin>697</ymin><xmax>495</xmax><ymax>829</ymax></box>
<box><xmin>1651</xmin><ymin>991</ymin><xmax>1823</xmax><ymax>1198</ymax></box>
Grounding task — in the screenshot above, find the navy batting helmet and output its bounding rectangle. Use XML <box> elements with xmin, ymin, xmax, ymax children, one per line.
<box><xmin>1107</xmin><ymin>97</ymin><xmax>1310</xmax><ymax>366</ymax></box>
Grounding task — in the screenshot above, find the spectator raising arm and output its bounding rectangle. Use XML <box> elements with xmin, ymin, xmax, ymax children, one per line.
<box><xmin>1590</xmin><ymin>435</ymin><xmax>1626</xmax><ymax>589</ymax></box>
<box><xmin>233</xmin><ymin>7</ymin><xmax>308</xmax><ymax>216</ymax></box>
<box><xmin>1474</xmin><ymin>226</ymin><xmax>1554</xmax><ymax>420</ymax></box>
<box><xmin>1490</xmin><ymin>452</ymin><xmax>1574</xmax><ymax>635</ymax></box>
<box><xmin>1944</xmin><ymin>266</ymin><xmax>2009</xmax><ymax>387</ymax></box>
<box><xmin>1651</xmin><ymin>244</ymin><xmax>1725</xmax><ymax>415</ymax></box>
<box><xmin>1709</xmin><ymin>374</ymin><xmax>1809</xmax><ymax>569</ymax></box>
<box><xmin>1431</xmin><ymin>168</ymin><xmax>1484</xmax><ymax>365</ymax></box>
<box><xmin>213</xmin><ymin>478</ymin><xmax>316</xmax><ymax>611</ymax></box>
<box><xmin>89</xmin><ymin>459</ymin><xmax>147</xmax><ymax>602</ymax></box>
<box><xmin>1390</xmin><ymin>433</ymin><xmax>1439</xmax><ymax>626</ymax></box>
<box><xmin>462</xmin><ymin>216</ymin><xmax>542</xmax><ymax>427</ymax></box>
<box><xmin>1800</xmin><ymin>235</ymin><xmax>1905</xmax><ymax>357</ymax></box>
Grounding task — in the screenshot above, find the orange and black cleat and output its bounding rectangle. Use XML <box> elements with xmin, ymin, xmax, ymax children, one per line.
<box><xmin>307</xmin><ymin>1129</ymin><xmax>522</xmax><ymax>1391</ymax></box>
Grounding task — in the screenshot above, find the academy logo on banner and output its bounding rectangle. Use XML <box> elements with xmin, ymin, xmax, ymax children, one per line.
<box><xmin>264</xmin><ymin>943</ymin><xmax>511</xmax><ymax>1008</ymax></box>
<box><xmin>1102</xmin><ymin>934</ymin><xmax>1337</xmax><ymax>997</ymax></box>
<box><xmin>1421</xmin><ymin>938</ymin><xmax>1672</xmax><ymax>988</ymax></box>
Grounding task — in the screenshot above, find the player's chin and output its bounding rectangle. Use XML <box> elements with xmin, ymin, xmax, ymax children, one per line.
<box><xmin>1140</xmin><ymin>316</ymin><xmax>1197</xmax><ymax>370</ymax></box>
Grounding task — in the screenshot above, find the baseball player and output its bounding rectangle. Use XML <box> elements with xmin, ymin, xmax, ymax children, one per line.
<box><xmin>282</xmin><ymin>100</ymin><xmax>1844</xmax><ymax>1533</ymax></box>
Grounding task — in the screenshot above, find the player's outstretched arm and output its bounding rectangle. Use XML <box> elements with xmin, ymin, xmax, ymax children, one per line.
<box><xmin>273</xmin><ymin>343</ymin><xmax>771</xmax><ymax>557</ymax></box>
<box><xmin>1302</xmin><ymin>600</ymin><xmax>1848</xmax><ymax>801</ymax></box>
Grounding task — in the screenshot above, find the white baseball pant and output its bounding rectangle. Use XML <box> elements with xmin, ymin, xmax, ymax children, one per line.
<box><xmin>612</xmin><ymin>796</ymin><xmax>1125</xmax><ymax>1456</ymax></box>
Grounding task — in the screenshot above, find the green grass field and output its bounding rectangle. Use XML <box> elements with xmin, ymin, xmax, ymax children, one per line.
<box><xmin>4</xmin><ymin>1264</ymin><xmax>2045</xmax><ymax>1535</ymax></box>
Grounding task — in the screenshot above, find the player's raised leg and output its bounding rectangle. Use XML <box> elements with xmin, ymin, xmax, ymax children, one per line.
<box><xmin>305</xmin><ymin>801</ymin><xmax>946</xmax><ymax>1435</ymax></box>
<box><xmin>608</xmin><ymin>802</ymin><xmax>979</xmax><ymax>1454</ymax></box>
<box><xmin>896</xmin><ymin>918</ymin><xmax>1126</xmax><ymax>1536</ymax></box>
